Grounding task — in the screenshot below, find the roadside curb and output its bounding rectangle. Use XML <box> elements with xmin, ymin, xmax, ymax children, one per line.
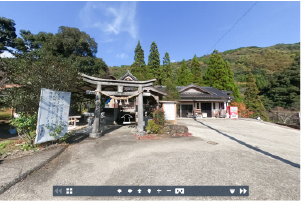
<box><xmin>0</xmin><ymin>145</ymin><xmax>68</xmax><ymax>195</ymax></box>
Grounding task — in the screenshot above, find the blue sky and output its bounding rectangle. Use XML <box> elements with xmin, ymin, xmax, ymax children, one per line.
<box><xmin>0</xmin><ymin>1</ymin><xmax>300</xmax><ymax>67</ymax></box>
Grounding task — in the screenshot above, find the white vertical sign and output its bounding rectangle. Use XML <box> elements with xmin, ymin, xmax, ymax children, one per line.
<box><xmin>164</xmin><ymin>103</ymin><xmax>175</xmax><ymax>120</ymax></box>
<box><xmin>35</xmin><ymin>88</ymin><xmax>71</xmax><ymax>144</ymax></box>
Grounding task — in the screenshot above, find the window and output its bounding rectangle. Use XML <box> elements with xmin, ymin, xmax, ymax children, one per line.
<box><xmin>213</xmin><ymin>103</ymin><xmax>215</xmax><ymax>109</ymax></box>
<box><xmin>197</xmin><ymin>103</ymin><xmax>199</xmax><ymax>109</ymax></box>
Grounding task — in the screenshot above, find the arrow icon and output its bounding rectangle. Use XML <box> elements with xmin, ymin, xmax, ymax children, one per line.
<box><xmin>230</xmin><ymin>189</ymin><xmax>235</xmax><ymax>194</ymax></box>
<box><xmin>157</xmin><ymin>189</ymin><xmax>162</xmax><ymax>193</ymax></box>
<box><xmin>240</xmin><ymin>188</ymin><xmax>247</xmax><ymax>194</ymax></box>
<box><xmin>55</xmin><ymin>188</ymin><xmax>62</xmax><ymax>194</ymax></box>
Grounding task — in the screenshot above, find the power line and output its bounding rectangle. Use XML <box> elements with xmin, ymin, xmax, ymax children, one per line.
<box><xmin>206</xmin><ymin>1</ymin><xmax>258</xmax><ymax>55</ymax></box>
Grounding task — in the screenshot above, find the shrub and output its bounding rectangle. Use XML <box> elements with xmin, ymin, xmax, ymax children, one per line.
<box><xmin>10</xmin><ymin>112</ymin><xmax>38</xmax><ymax>148</ymax></box>
<box><xmin>145</xmin><ymin>108</ymin><xmax>167</xmax><ymax>134</ymax></box>
<box><xmin>46</xmin><ymin>119</ymin><xmax>68</xmax><ymax>140</ymax></box>
<box><xmin>151</xmin><ymin>108</ymin><xmax>166</xmax><ymax>127</ymax></box>
<box><xmin>145</xmin><ymin>120</ymin><xmax>161</xmax><ymax>134</ymax></box>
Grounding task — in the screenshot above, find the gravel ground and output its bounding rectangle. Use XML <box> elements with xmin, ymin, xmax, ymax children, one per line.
<box><xmin>0</xmin><ymin>119</ymin><xmax>299</xmax><ymax>200</ymax></box>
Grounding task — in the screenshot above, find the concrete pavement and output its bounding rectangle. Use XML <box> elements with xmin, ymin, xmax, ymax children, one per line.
<box><xmin>0</xmin><ymin>119</ymin><xmax>300</xmax><ymax>200</ymax></box>
<box><xmin>0</xmin><ymin>145</ymin><xmax>67</xmax><ymax>195</ymax></box>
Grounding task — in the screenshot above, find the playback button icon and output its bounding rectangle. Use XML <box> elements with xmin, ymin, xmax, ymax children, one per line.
<box><xmin>240</xmin><ymin>188</ymin><xmax>247</xmax><ymax>194</ymax></box>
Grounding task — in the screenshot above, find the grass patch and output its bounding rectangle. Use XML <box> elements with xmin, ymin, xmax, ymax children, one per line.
<box><xmin>0</xmin><ymin>140</ymin><xmax>15</xmax><ymax>156</ymax></box>
<box><xmin>0</xmin><ymin>111</ymin><xmax>11</xmax><ymax>120</ymax></box>
<box><xmin>0</xmin><ymin>140</ymin><xmax>13</xmax><ymax>149</ymax></box>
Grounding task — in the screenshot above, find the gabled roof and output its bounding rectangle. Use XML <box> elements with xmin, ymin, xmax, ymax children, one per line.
<box><xmin>155</xmin><ymin>83</ymin><xmax>234</xmax><ymax>99</ymax></box>
<box><xmin>177</xmin><ymin>83</ymin><xmax>214</xmax><ymax>94</ymax></box>
<box><xmin>119</xmin><ymin>70</ymin><xmax>138</xmax><ymax>81</ymax></box>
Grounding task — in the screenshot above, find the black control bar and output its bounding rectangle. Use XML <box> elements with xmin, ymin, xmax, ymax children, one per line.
<box><xmin>53</xmin><ymin>186</ymin><xmax>249</xmax><ymax>196</ymax></box>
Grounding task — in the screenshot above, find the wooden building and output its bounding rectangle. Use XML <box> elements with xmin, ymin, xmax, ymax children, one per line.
<box><xmin>156</xmin><ymin>83</ymin><xmax>234</xmax><ymax>118</ymax></box>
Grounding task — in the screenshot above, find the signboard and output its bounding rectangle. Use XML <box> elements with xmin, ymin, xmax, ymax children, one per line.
<box><xmin>35</xmin><ymin>88</ymin><xmax>71</xmax><ymax>144</ymax></box>
<box><xmin>164</xmin><ymin>103</ymin><xmax>175</xmax><ymax>120</ymax></box>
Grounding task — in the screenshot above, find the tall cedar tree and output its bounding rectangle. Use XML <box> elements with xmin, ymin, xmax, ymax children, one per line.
<box><xmin>163</xmin><ymin>77</ymin><xmax>180</xmax><ymax>101</ymax></box>
<box><xmin>162</xmin><ymin>52</ymin><xmax>172</xmax><ymax>85</ymax></box>
<box><xmin>203</xmin><ymin>50</ymin><xmax>229</xmax><ymax>88</ymax></box>
<box><xmin>190</xmin><ymin>54</ymin><xmax>202</xmax><ymax>86</ymax></box>
<box><xmin>177</xmin><ymin>59</ymin><xmax>189</xmax><ymax>86</ymax></box>
<box><xmin>147</xmin><ymin>41</ymin><xmax>160</xmax><ymax>85</ymax></box>
<box><xmin>244</xmin><ymin>72</ymin><xmax>268</xmax><ymax>120</ymax></box>
<box><xmin>130</xmin><ymin>40</ymin><xmax>146</xmax><ymax>80</ymax></box>
<box><xmin>203</xmin><ymin>50</ymin><xmax>241</xmax><ymax>101</ymax></box>
<box><xmin>225</xmin><ymin>61</ymin><xmax>242</xmax><ymax>102</ymax></box>
<box><xmin>187</xmin><ymin>73</ymin><xmax>194</xmax><ymax>84</ymax></box>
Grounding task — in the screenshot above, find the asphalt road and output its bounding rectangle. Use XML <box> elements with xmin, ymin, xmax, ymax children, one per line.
<box><xmin>0</xmin><ymin>119</ymin><xmax>299</xmax><ymax>200</ymax></box>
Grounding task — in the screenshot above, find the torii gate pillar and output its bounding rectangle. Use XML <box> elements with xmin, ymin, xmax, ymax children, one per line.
<box><xmin>137</xmin><ymin>85</ymin><xmax>144</xmax><ymax>135</ymax></box>
<box><xmin>90</xmin><ymin>84</ymin><xmax>102</xmax><ymax>138</ymax></box>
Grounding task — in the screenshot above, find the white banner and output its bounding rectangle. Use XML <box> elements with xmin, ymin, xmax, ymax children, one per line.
<box><xmin>164</xmin><ymin>103</ymin><xmax>175</xmax><ymax>120</ymax></box>
<box><xmin>35</xmin><ymin>88</ymin><xmax>71</xmax><ymax>144</ymax></box>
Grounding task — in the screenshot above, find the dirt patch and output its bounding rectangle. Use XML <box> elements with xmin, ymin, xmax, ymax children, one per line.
<box><xmin>0</xmin><ymin>140</ymin><xmax>64</xmax><ymax>160</ymax></box>
<box><xmin>207</xmin><ymin>141</ymin><xmax>218</xmax><ymax>145</ymax></box>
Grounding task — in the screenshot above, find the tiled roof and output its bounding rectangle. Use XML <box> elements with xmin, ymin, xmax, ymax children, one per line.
<box><xmin>155</xmin><ymin>85</ymin><xmax>233</xmax><ymax>99</ymax></box>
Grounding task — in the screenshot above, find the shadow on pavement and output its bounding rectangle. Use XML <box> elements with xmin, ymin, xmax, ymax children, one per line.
<box><xmin>101</xmin><ymin>126</ymin><xmax>122</xmax><ymax>136</ymax></box>
<box><xmin>195</xmin><ymin>119</ymin><xmax>300</xmax><ymax>169</ymax></box>
<box><xmin>65</xmin><ymin>133</ymin><xmax>89</xmax><ymax>144</ymax></box>
<box><xmin>65</xmin><ymin>125</ymin><xmax>123</xmax><ymax>144</ymax></box>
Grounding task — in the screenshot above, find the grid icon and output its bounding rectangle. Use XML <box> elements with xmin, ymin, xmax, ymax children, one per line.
<box><xmin>66</xmin><ymin>188</ymin><xmax>73</xmax><ymax>194</ymax></box>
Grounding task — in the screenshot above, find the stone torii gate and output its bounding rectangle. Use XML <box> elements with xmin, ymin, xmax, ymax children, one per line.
<box><xmin>81</xmin><ymin>73</ymin><xmax>156</xmax><ymax>138</ymax></box>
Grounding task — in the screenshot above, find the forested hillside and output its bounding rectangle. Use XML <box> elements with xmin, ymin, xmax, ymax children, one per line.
<box><xmin>109</xmin><ymin>42</ymin><xmax>300</xmax><ymax>111</ymax></box>
<box><xmin>171</xmin><ymin>43</ymin><xmax>299</xmax><ymax>82</ymax></box>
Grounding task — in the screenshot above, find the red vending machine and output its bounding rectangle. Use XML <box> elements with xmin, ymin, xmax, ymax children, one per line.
<box><xmin>226</xmin><ymin>106</ymin><xmax>238</xmax><ymax>119</ymax></box>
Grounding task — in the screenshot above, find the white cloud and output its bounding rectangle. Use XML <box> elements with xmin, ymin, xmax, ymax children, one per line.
<box><xmin>116</xmin><ymin>53</ymin><xmax>128</xmax><ymax>59</ymax></box>
<box><xmin>0</xmin><ymin>51</ymin><xmax>15</xmax><ymax>58</ymax></box>
<box><xmin>80</xmin><ymin>2</ymin><xmax>138</xmax><ymax>39</ymax></box>
<box><xmin>171</xmin><ymin>60</ymin><xmax>176</xmax><ymax>62</ymax></box>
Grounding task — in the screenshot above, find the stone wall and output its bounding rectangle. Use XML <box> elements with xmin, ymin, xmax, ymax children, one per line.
<box><xmin>166</xmin><ymin>124</ymin><xmax>188</xmax><ymax>134</ymax></box>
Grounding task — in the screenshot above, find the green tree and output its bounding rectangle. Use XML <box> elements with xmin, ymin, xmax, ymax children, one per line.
<box><xmin>162</xmin><ymin>52</ymin><xmax>172</xmax><ymax>85</ymax></box>
<box><xmin>225</xmin><ymin>61</ymin><xmax>242</xmax><ymax>102</ymax></box>
<box><xmin>13</xmin><ymin>26</ymin><xmax>108</xmax><ymax>77</ymax></box>
<box><xmin>262</xmin><ymin>56</ymin><xmax>300</xmax><ymax>110</ymax></box>
<box><xmin>177</xmin><ymin>59</ymin><xmax>189</xmax><ymax>86</ymax></box>
<box><xmin>203</xmin><ymin>50</ymin><xmax>241</xmax><ymax>101</ymax></box>
<box><xmin>0</xmin><ymin>54</ymin><xmax>81</xmax><ymax>111</ymax></box>
<box><xmin>147</xmin><ymin>41</ymin><xmax>160</xmax><ymax>84</ymax></box>
<box><xmin>130</xmin><ymin>40</ymin><xmax>146</xmax><ymax>80</ymax></box>
<box><xmin>190</xmin><ymin>54</ymin><xmax>202</xmax><ymax>86</ymax></box>
<box><xmin>187</xmin><ymin>73</ymin><xmax>194</xmax><ymax>84</ymax></box>
<box><xmin>203</xmin><ymin>50</ymin><xmax>229</xmax><ymax>88</ymax></box>
<box><xmin>244</xmin><ymin>72</ymin><xmax>268</xmax><ymax>120</ymax></box>
<box><xmin>0</xmin><ymin>17</ymin><xmax>17</xmax><ymax>54</ymax></box>
<box><xmin>163</xmin><ymin>77</ymin><xmax>180</xmax><ymax>101</ymax></box>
